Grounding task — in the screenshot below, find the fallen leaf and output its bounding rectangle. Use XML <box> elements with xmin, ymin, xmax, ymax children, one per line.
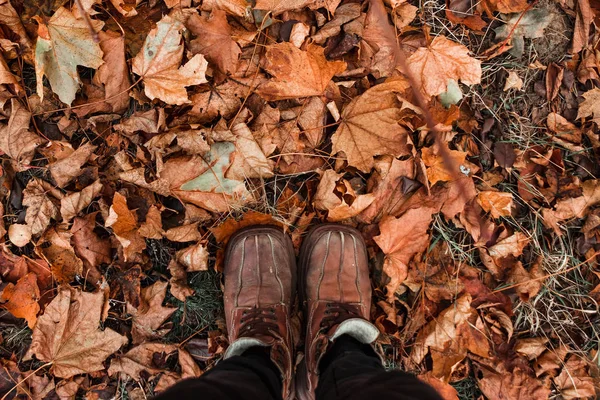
<box><xmin>407</xmin><ymin>35</ymin><xmax>481</xmax><ymax>97</ymax></box>
<box><xmin>48</xmin><ymin>142</ymin><xmax>97</xmax><ymax>188</ymax></box>
<box><xmin>475</xmin><ymin>361</ymin><xmax>551</xmax><ymax>400</ymax></box>
<box><xmin>226</xmin><ymin>122</ymin><xmax>274</xmax><ymax>180</ymax></box>
<box><xmin>128</xmin><ymin>281</ymin><xmax>176</xmax><ymax>344</ymax></box>
<box><xmin>542</xmin><ymin>179</ymin><xmax>600</xmax><ymax>233</ymax></box>
<box><xmin>515</xmin><ymin>337</ymin><xmax>549</xmax><ymax>360</ymax></box>
<box><xmin>60</xmin><ymin>180</ymin><xmax>103</xmax><ymax>221</ymax></box>
<box><xmin>8</xmin><ymin>224</ymin><xmax>32</xmax><ymax>247</ymax></box>
<box><xmin>418</xmin><ymin>373</ymin><xmax>459</xmax><ymax>400</ymax></box>
<box><xmin>360</xmin><ymin>0</ymin><xmax>398</xmax><ymax>78</ymax></box>
<box><xmin>71</xmin><ymin>214</ymin><xmax>112</xmax><ymax>285</ymax></box>
<box><xmin>37</xmin><ymin>226</ymin><xmax>84</xmax><ymax>283</ymax></box>
<box><xmin>105</xmin><ymin>192</ymin><xmax>146</xmax><ymax>262</ymax></box>
<box><xmin>313</xmin><ymin>169</ymin><xmax>375</xmax><ymax>221</ymax></box>
<box><xmin>487</xmin><ymin>231</ymin><xmax>530</xmax><ymax>260</ymax></box>
<box><xmin>554</xmin><ymin>355</ymin><xmax>596</xmax><ymax>399</ymax></box>
<box><xmin>421</xmin><ymin>146</ymin><xmax>468</xmax><ymax>185</ymax></box>
<box><xmin>508</xmin><ymin>260</ymin><xmax>544</xmax><ymax>301</ymax></box>
<box><xmin>330</xmin><ymin>79</ymin><xmax>414</xmax><ymax>172</ymax></box>
<box><xmin>547</xmin><ymin>113</ymin><xmax>582</xmax><ymax>147</ymax></box>
<box><xmin>576</xmin><ymin>87</ymin><xmax>600</xmax><ymax>125</ymax></box>
<box><xmin>26</xmin><ymin>287</ymin><xmax>128</xmax><ymax>378</ymax></box>
<box><xmin>108</xmin><ymin>343</ymin><xmax>177</xmax><ymax>381</ymax></box>
<box><xmin>132</xmin><ymin>15</ymin><xmax>208</xmax><ymax>105</ymax></box>
<box><xmin>210</xmin><ymin>211</ymin><xmax>280</xmax><ymax>243</ymax></box>
<box><xmin>23</xmin><ymin>178</ymin><xmax>60</xmax><ymax>236</ymax></box>
<box><xmin>477</xmin><ymin>191</ymin><xmax>513</xmax><ymax>218</ymax></box>
<box><xmin>503</xmin><ymin>71</ymin><xmax>524</xmax><ymax>91</ymax></box>
<box><xmin>187</xmin><ymin>10</ymin><xmax>240</xmax><ymax>75</ymax></box>
<box><xmin>168</xmin><ymin>260</ymin><xmax>194</xmax><ymax>301</ymax></box>
<box><xmin>164</xmin><ymin>222</ymin><xmax>202</xmax><ymax>242</ymax></box>
<box><xmin>0</xmin><ymin>99</ymin><xmax>43</xmax><ymax>169</ymax></box>
<box><xmin>138</xmin><ymin>205</ymin><xmax>164</xmax><ymax>239</ymax></box>
<box><xmin>257</xmin><ymin>43</ymin><xmax>346</xmax><ymax>100</ymax></box>
<box><xmin>0</xmin><ymin>0</ymin><xmax>32</xmax><ymax>56</ymax></box>
<box><xmin>374</xmin><ymin>208</ymin><xmax>436</xmax><ymax>301</ymax></box>
<box><xmin>480</xmin><ymin>0</ymin><xmax>528</xmax><ymax>14</ymax></box>
<box><xmin>571</xmin><ymin>0</ymin><xmax>593</xmax><ymax>54</ymax></box>
<box><xmin>176</xmin><ymin>243</ymin><xmax>209</xmax><ymax>271</ymax></box>
<box><xmin>1</xmin><ymin>272</ymin><xmax>40</xmax><ymax>328</ymax></box>
<box><xmin>34</xmin><ymin>7</ymin><xmax>104</xmax><ymax>105</ymax></box>
<box><xmin>494</xmin><ymin>9</ymin><xmax>554</xmax><ymax>58</ymax></box>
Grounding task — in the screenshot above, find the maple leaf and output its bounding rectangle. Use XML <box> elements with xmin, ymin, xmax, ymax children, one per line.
<box><xmin>60</xmin><ymin>180</ymin><xmax>104</xmax><ymax>221</ymax></box>
<box><xmin>257</xmin><ymin>43</ymin><xmax>346</xmax><ymax>100</ymax></box>
<box><xmin>1</xmin><ymin>272</ymin><xmax>40</xmax><ymax>328</ymax></box>
<box><xmin>0</xmin><ymin>99</ymin><xmax>43</xmax><ymax>170</ymax></box>
<box><xmin>23</xmin><ymin>178</ymin><xmax>60</xmax><ymax>236</ymax></box>
<box><xmin>313</xmin><ymin>170</ymin><xmax>375</xmax><ymax>221</ymax></box>
<box><xmin>132</xmin><ymin>15</ymin><xmax>208</xmax><ymax>105</ymax></box>
<box><xmin>477</xmin><ymin>191</ymin><xmax>513</xmax><ymax>218</ymax></box>
<box><xmin>34</xmin><ymin>7</ymin><xmax>104</xmax><ymax>105</ymax></box>
<box><xmin>407</xmin><ymin>35</ymin><xmax>481</xmax><ymax>97</ymax></box>
<box><xmin>576</xmin><ymin>88</ymin><xmax>600</xmax><ymax>124</ymax></box>
<box><xmin>128</xmin><ymin>281</ymin><xmax>176</xmax><ymax>344</ymax></box>
<box><xmin>26</xmin><ymin>287</ymin><xmax>128</xmax><ymax>378</ymax></box>
<box><xmin>187</xmin><ymin>10</ymin><xmax>241</xmax><ymax>75</ymax></box>
<box><xmin>330</xmin><ymin>79</ymin><xmax>414</xmax><ymax>172</ymax></box>
<box><xmin>37</xmin><ymin>226</ymin><xmax>84</xmax><ymax>283</ymax></box>
<box><xmin>374</xmin><ymin>208</ymin><xmax>437</xmax><ymax>301</ymax></box>
<box><xmin>360</xmin><ymin>0</ymin><xmax>399</xmax><ymax>78</ymax></box>
<box><xmin>421</xmin><ymin>146</ymin><xmax>469</xmax><ymax>185</ymax></box>
<box><xmin>105</xmin><ymin>192</ymin><xmax>146</xmax><ymax>262</ymax></box>
<box><xmin>109</xmin><ymin>342</ymin><xmax>177</xmax><ymax>381</ymax></box>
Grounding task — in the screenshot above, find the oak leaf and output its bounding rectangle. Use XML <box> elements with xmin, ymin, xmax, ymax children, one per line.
<box><xmin>37</xmin><ymin>226</ymin><xmax>84</xmax><ymax>283</ymax></box>
<box><xmin>60</xmin><ymin>180</ymin><xmax>103</xmax><ymax>221</ymax></box>
<box><xmin>1</xmin><ymin>272</ymin><xmax>40</xmax><ymax>328</ymax></box>
<box><xmin>48</xmin><ymin>142</ymin><xmax>97</xmax><ymax>188</ymax></box>
<box><xmin>313</xmin><ymin>170</ymin><xmax>375</xmax><ymax>221</ymax></box>
<box><xmin>374</xmin><ymin>208</ymin><xmax>436</xmax><ymax>301</ymax></box>
<box><xmin>0</xmin><ymin>99</ymin><xmax>43</xmax><ymax>169</ymax></box>
<box><xmin>34</xmin><ymin>7</ymin><xmax>104</xmax><ymax>105</ymax></box>
<box><xmin>330</xmin><ymin>79</ymin><xmax>414</xmax><ymax>172</ymax></box>
<box><xmin>187</xmin><ymin>10</ymin><xmax>241</xmax><ymax>75</ymax></box>
<box><xmin>105</xmin><ymin>192</ymin><xmax>146</xmax><ymax>262</ymax></box>
<box><xmin>576</xmin><ymin>87</ymin><xmax>600</xmax><ymax>125</ymax></box>
<box><xmin>477</xmin><ymin>191</ymin><xmax>513</xmax><ymax>218</ymax></box>
<box><xmin>26</xmin><ymin>288</ymin><xmax>128</xmax><ymax>378</ymax></box>
<box><xmin>128</xmin><ymin>281</ymin><xmax>176</xmax><ymax>344</ymax></box>
<box><xmin>132</xmin><ymin>15</ymin><xmax>208</xmax><ymax>105</ymax></box>
<box><xmin>23</xmin><ymin>178</ymin><xmax>60</xmax><ymax>236</ymax></box>
<box><xmin>407</xmin><ymin>36</ymin><xmax>481</xmax><ymax>97</ymax></box>
<box><xmin>257</xmin><ymin>43</ymin><xmax>346</xmax><ymax>100</ymax></box>
<box><xmin>71</xmin><ymin>214</ymin><xmax>112</xmax><ymax>285</ymax></box>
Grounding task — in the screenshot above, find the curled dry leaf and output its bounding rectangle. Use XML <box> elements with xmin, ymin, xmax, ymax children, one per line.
<box><xmin>138</xmin><ymin>205</ymin><xmax>164</xmax><ymax>239</ymax></box>
<box><xmin>168</xmin><ymin>260</ymin><xmax>195</xmax><ymax>301</ymax></box>
<box><xmin>37</xmin><ymin>226</ymin><xmax>84</xmax><ymax>283</ymax></box>
<box><xmin>8</xmin><ymin>223</ymin><xmax>32</xmax><ymax>247</ymax></box>
<box><xmin>26</xmin><ymin>288</ymin><xmax>128</xmax><ymax>378</ymax></box>
<box><xmin>477</xmin><ymin>191</ymin><xmax>513</xmax><ymax>218</ymax></box>
<box><xmin>60</xmin><ymin>180</ymin><xmax>103</xmax><ymax>221</ymax></box>
<box><xmin>313</xmin><ymin>169</ymin><xmax>375</xmax><ymax>221</ymax></box>
<box><xmin>48</xmin><ymin>142</ymin><xmax>97</xmax><ymax>188</ymax></box>
<box><xmin>331</xmin><ymin>78</ymin><xmax>414</xmax><ymax>172</ymax></box>
<box><xmin>176</xmin><ymin>242</ymin><xmax>209</xmax><ymax>271</ymax></box>
<box><xmin>109</xmin><ymin>342</ymin><xmax>177</xmax><ymax>381</ymax></box>
<box><xmin>1</xmin><ymin>272</ymin><xmax>40</xmax><ymax>328</ymax></box>
<box><xmin>34</xmin><ymin>7</ymin><xmax>104</xmax><ymax>105</ymax></box>
<box><xmin>132</xmin><ymin>15</ymin><xmax>208</xmax><ymax>105</ymax></box>
<box><xmin>542</xmin><ymin>179</ymin><xmax>600</xmax><ymax>234</ymax></box>
<box><xmin>128</xmin><ymin>281</ymin><xmax>176</xmax><ymax>344</ymax></box>
<box><xmin>576</xmin><ymin>87</ymin><xmax>600</xmax><ymax>125</ymax></box>
<box><xmin>23</xmin><ymin>178</ymin><xmax>60</xmax><ymax>236</ymax></box>
<box><xmin>474</xmin><ymin>360</ymin><xmax>551</xmax><ymax>400</ymax></box>
<box><xmin>487</xmin><ymin>231</ymin><xmax>530</xmax><ymax>260</ymax></box>
<box><xmin>421</xmin><ymin>146</ymin><xmax>469</xmax><ymax>185</ymax></box>
<box><xmin>105</xmin><ymin>192</ymin><xmax>146</xmax><ymax>262</ymax></box>
<box><xmin>0</xmin><ymin>99</ymin><xmax>43</xmax><ymax>170</ymax></box>
<box><xmin>503</xmin><ymin>71</ymin><xmax>524</xmax><ymax>91</ymax></box>
<box><xmin>257</xmin><ymin>43</ymin><xmax>346</xmax><ymax>100</ymax></box>
<box><xmin>407</xmin><ymin>35</ymin><xmax>481</xmax><ymax>97</ymax></box>
<box><xmin>164</xmin><ymin>222</ymin><xmax>202</xmax><ymax>243</ymax></box>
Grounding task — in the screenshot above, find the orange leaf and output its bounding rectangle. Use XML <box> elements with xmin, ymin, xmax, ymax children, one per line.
<box><xmin>1</xmin><ymin>272</ymin><xmax>40</xmax><ymax>328</ymax></box>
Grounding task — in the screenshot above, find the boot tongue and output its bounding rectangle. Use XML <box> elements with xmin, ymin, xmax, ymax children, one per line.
<box><xmin>329</xmin><ymin>318</ymin><xmax>380</xmax><ymax>344</ymax></box>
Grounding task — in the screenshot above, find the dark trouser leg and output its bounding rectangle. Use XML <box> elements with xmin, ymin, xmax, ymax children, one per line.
<box><xmin>315</xmin><ymin>335</ymin><xmax>444</xmax><ymax>400</ymax></box>
<box><xmin>154</xmin><ymin>347</ymin><xmax>282</xmax><ymax>400</ymax></box>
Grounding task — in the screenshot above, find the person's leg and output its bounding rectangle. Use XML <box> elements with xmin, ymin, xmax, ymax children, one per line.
<box><xmin>154</xmin><ymin>347</ymin><xmax>282</xmax><ymax>400</ymax></box>
<box><xmin>315</xmin><ymin>335</ymin><xmax>444</xmax><ymax>400</ymax></box>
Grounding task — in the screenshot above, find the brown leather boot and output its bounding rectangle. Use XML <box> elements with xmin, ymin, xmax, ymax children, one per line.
<box><xmin>223</xmin><ymin>226</ymin><xmax>296</xmax><ymax>399</ymax></box>
<box><xmin>296</xmin><ymin>224</ymin><xmax>380</xmax><ymax>400</ymax></box>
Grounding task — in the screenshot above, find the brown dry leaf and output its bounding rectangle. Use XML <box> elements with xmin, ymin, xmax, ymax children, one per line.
<box><xmin>226</xmin><ymin>122</ymin><xmax>274</xmax><ymax>180</ymax></box>
<box><xmin>37</xmin><ymin>226</ymin><xmax>84</xmax><ymax>283</ymax></box>
<box><xmin>407</xmin><ymin>36</ymin><xmax>481</xmax><ymax>97</ymax></box>
<box><xmin>138</xmin><ymin>205</ymin><xmax>164</xmax><ymax>239</ymax></box>
<box><xmin>360</xmin><ymin>0</ymin><xmax>398</xmax><ymax>78</ymax></box>
<box><xmin>411</xmin><ymin>294</ymin><xmax>490</xmax><ymax>379</ymax></box>
<box><xmin>108</xmin><ymin>343</ymin><xmax>177</xmax><ymax>381</ymax></box>
<box><xmin>26</xmin><ymin>288</ymin><xmax>128</xmax><ymax>378</ymax></box>
<box><xmin>479</xmin><ymin>0</ymin><xmax>528</xmax><ymax>14</ymax></box>
<box><xmin>0</xmin><ymin>0</ymin><xmax>32</xmax><ymax>55</ymax></box>
<box><xmin>313</xmin><ymin>170</ymin><xmax>375</xmax><ymax>222</ymax></box>
<box><xmin>211</xmin><ymin>211</ymin><xmax>281</xmax><ymax>244</ymax></box>
<box><xmin>503</xmin><ymin>71</ymin><xmax>524</xmax><ymax>91</ymax></box>
<box><xmin>49</xmin><ymin>142</ymin><xmax>97</xmax><ymax>188</ymax></box>
<box><xmin>421</xmin><ymin>146</ymin><xmax>468</xmax><ymax>185</ymax></box>
<box><xmin>128</xmin><ymin>281</ymin><xmax>176</xmax><ymax>344</ymax></box>
<box><xmin>508</xmin><ymin>260</ymin><xmax>544</xmax><ymax>301</ymax></box>
<box><xmin>487</xmin><ymin>231</ymin><xmax>530</xmax><ymax>260</ymax></box>
<box><xmin>477</xmin><ymin>191</ymin><xmax>513</xmax><ymax>218</ymax></box>
<box><xmin>374</xmin><ymin>208</ymin><xmax>436</xmax><ymax>301</ymax></box>
<box><xmin>554</xmin><ymin>355</ymin><xmax>596</xmax><ymax>399</ymax></box>
<box><xmin>71</xmin><ymin>214</ymin><xmax>112</xmax><ymax>285</ymax></box>
<box><xmin>105</xmin><ymin>192</ymin><xmax>146</xmax><ymax>262</ymax></box>
<box><xmin>176</xmin><ymin>243</ymin><xmax>209</xmax><ymax>272</ymax></box>
<box><xmin>168</xmin><ymin>260</ymin><xmax>195</xmax><ymax>301</ymax></box>
<box><xmin>474</xmin><ymin>361</ymin><xmax>551</xmax><ymax>400</ymax></box>
<box><xmin>417</xmin><ymin>373</ymin><xmax>459</xmax><ymax>400</ymax></box>
<box><xmin>23</xmin><ymin>178</ymin><xmax>60</xmax><ymax>236</ymax></box>
<box><xmin>165</xmin><ymin>222</ymin><xmax>202</xmax><ymax>243</ymax></box>
<box><xmin>187</xmin><ymin>10</ymin><xmax>241</xmax><ymax>75</ymax></box>
<box><xmin>542</xmin><ymin>179</ymin><xmax>600</xmax><ymax>234</ymax></box>
<box><xmin>60</xmin><ymin>180</ymin><xmax>103</xmax><ymax>221</ymax></box>
<box><xmin>0</xmin><ymin>99</ymin><xmax>43</xmax><ymax>170</ymax></box>
<box><xmin>132</xmin><ymin>15</ymin><xmax>208</xmax><ymax>105</ymax></box>
<box><xmin>1</xmin><ymin>272</ymin><xmax>40</xmax><ymax>328</ymax></box>
<box><xmin>257</xmin><ymin>43</ymin><xmax>346</xmax><ymax>100</ymax></box>
<box><xmin>576</xmin><ymin>88</ymin><xmax>600</xmax><ymax>125</ymax></box>
<box><xmin>34</xmin><ymin>7</ymin><xmax>104</xmax><ymax>105</ymax></box>
<box><xmin>330</xmin><ymin>79</ymin><xmax>414</xmax><ymax>172</ymax></box>
<box><xmin>571</xmin><ymin>0</ymin><xmax>593</xmax><ymax>54</ymax></box>
<box><xmin>515</xmin><ymin>337</ymin><xmax>548</xmax><ymax>360</ymax></box>
<box><xmin>8</xmin><ymin>224</ymin><xmax>32</xmax><ymax>247</ymax></box>
<box><xmin>253</xmin><ymin>0</ymin><xmax>340</xmax><ymax>14</ymax></box>
<box><xmin>547</xmin><ymin>113</ymin><xmax>583</xmax><ymax>150</ymax></box>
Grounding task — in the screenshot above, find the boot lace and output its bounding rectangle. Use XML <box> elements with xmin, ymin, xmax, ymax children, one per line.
<box><xmin>319</xmin><ymin>302</ymin><xmax>361</xmax><ymax>332</ymax></box>
<box><xmin>239</xmin><ymin>307</ymin><xmax>280</xmax><ymax>337</ymax></box>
